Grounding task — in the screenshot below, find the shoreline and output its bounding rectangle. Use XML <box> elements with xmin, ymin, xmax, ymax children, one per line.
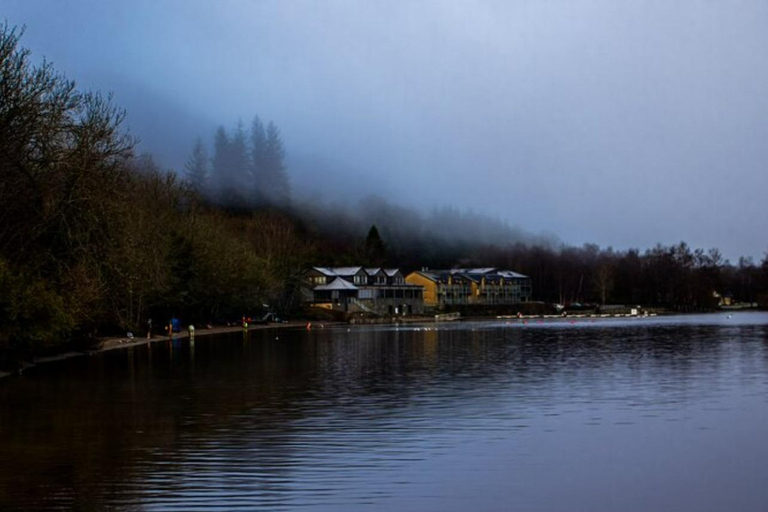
<box><xmin>1</xmin><ymin>320</ymin><xmax>322</xmax><ymax>379</ymax></box>
<box><xmin>2</xmin><ymin>309</ymin><xmax>757</xmax><ymax>380</ymax></box>
<box><xmin>97</xmin><ymin>320</ymin><xmax>317</xmax><ymax>352</ymax></box>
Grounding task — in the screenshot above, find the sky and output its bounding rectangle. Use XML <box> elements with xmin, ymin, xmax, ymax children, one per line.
<box><xmin>4</xmin><ymin>0</ymin><xmax>768</xmax><ymax>260</ymax></box>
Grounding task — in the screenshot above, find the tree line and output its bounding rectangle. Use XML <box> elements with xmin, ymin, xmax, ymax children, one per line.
<box><xmin>186</xmin><ymin>116</ymin><xmax>290</xmax><ymax>209</ymax></box>
<box><xmin>0</xmin><ymin>25</ymin><xmax>313</xmax><ymax>364</ymax></box>
<box><xmin>1</xmin><ymin>24</ymin><xmax>767</xmax><ymax>367</ymax></box>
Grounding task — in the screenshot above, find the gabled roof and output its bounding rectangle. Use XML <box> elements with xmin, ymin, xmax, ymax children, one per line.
<box><xmin>412</xmin><ymin>271</ymin><xmax>439</xmax><ymax>282</ymax></box>
<box><xmin>384</xmin><ymin>268</ymin><xmax>402</xmax><ymax>277</ymax></box>
<box><xmin>413</xmin><ymin>270</ymin><xmax>465</xmax><ymax>283</ymax></box>
<box><xmin>365</xmin><ymin>267</ymin><xmax>385</xmax><ymax>276</ymax></box>
<box><xmin>413</xmin><ymin>268</ymin><xmax>528</xmax><ymax>282</ymax></box>
<box><xmin>452</xmin><ymin>267</ymin><xmax>496</xmax><ymax>275</ymax></box>
<box><xmin>497</xmin><ymin>270</ymin><xmax>529</xmax><ymax>279</ymax></box>
<box><xmin>332</xmin><ymin>266</ymin><xmax>365</xmax><ymax>276</ymax></box>
<box><xmin>312</xmin><ymin>266</ymin><xmax>364</xmax><ymax>277</ymax></box>
<box><xmin>314</xmin><ymin>277</ymin><xmax>359</xmax><ymax>291</ymax></box>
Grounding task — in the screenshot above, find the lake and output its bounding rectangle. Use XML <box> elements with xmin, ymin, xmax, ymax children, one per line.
<box><xmin>2</xmin><ymin>312</ymin><xmax>768</xmax><ymax>511</ymax></box>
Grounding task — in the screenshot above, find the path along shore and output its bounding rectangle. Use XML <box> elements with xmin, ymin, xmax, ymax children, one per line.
<box><xmin>0</xmin><ymin>312</ymin><xmax>669</xmax><ymax>378</ymax></box>
<box><xmin>1</xmin><ymin>320</ymin><xmax>325</xmax><ymax>379</ymax></box>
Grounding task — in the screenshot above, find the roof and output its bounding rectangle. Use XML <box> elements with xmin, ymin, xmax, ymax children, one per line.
<box><xmin>314</xmin><ymin>277</ymin><xmax>359</xmax><ymax>291</ymax></box>
<box><xmin>413</xmin><ymin>268</ymin><xmax>528</xmax><ymax>282</ymax></box>
<box><xmin>497</xmin><ymin>270</ymin><xmax>529</xmax><ymax>279</ymax></box>
<box><xmin>452</xmin><ymin>267</ymin><xmax>496</xmax><ymax>275</ymax></box>
<box><xmin>384</xmin><ymin>268</ymin><xmax>402</xmax><ymax>277</ymax></box>
<box><xmin>332</xmin><ymin>266</ymin><xmax>365</xmax><ymax>276</ymax></box>
<box><xmin>413</xmin><ymin>271</ymin><xmax>439</xmax><ymax>282</ymax></box>
<box><xmin>312</xmin><ymin>266</ymin><xmax>364</xmax><ymax>277</ymax></box>
<box><xmin>413</xmin><ymin>271</ymin><xmax>463</xmax><ymax>283</ymax></box>
<box><xmin>365</xmin><ymin>267</ymin><xmax>385</xmax><ymax>275</ymax></box>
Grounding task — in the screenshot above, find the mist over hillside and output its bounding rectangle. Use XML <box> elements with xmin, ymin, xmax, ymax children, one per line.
<box><xmin>2</xmin><ymin>21</ymin><xmax>768</xmax><ymax>369</ymax></box>
<box><xmin>6</xmin><ymin>1</ymin><xmax>768</xmax><ymax>259</ymax></box>
<box><xmin>109</xmin><ymin>83</ymin><xmax>549</xmax><ymax>254</ymax></box>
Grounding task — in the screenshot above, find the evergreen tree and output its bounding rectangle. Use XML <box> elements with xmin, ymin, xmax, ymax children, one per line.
<box><xmin>229</xmin><ymin>120</ymin><xmax>250</xmax><ymax>195</ymax></box>
<box><xmin>364</xmin><ymin>225</ymin><xmax>387</xmax><ymax>266</ymax></box>
<box><xmin>211</xmin><ymin>126</ymin><xmax>230</xmax><ymax>193</ymax></box>
<box><xmin>262</xmin><ymin>121</ymin><xmax>291</xmax><ymax>205</ymax></box>
<box><xmin>249</xmin><ymin>115</ymin><xmax>267</xmax><ymax>202</ymax></box>
<box><xmin>184</xmin><ymin>137</ymin><xmax>209</xmax><ymax>195</ymax></box>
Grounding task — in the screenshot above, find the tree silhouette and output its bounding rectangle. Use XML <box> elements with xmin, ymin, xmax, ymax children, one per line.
<box><xmin>211</xmin><ymin>126</ymin><xmax>229</xmax><ymax>194</ymax></box>
<box><xmin>184</xmin><ymin>137</ymin><xmax>208</xmax><ymax>195</ymax></box>
<box><xmin>364</xmin><ymin>225</ymin><xmax>387</xmax><ymax>266</ymax></box>
<box><xmin>262</xmin><ymin>121</ymin><xmax>290</xmax><ymax>205</ymax></box>
<box><xmin>249</xmin><ymin>115</ymin><xmax>268</xmax><ymax>202</ymax></box>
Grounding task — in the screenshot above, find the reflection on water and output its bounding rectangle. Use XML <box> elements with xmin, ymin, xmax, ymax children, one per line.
<box><xmin>2</xmin><ymin>313</ymin><xmax>768</xmax><ymax>511</ymax></box>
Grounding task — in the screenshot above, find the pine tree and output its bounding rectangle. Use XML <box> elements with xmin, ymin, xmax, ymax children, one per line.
<box><xmin>229</xmin><ymin>120</ymin><xmax>250</xmax><ymax>196</ymax></box>
<box><xmin>249</xmin><ymin>115</ymin><xmax>267</xmax><ymax>203</ymax></box>
<box><xmin>364</xmin><ymin>225</ymin><xmax>387</xmax><ymax>266</ymax></box>
<box><xmin>184</xmin><ymin>137</ymin><xmax>209</xmax><ymax>195</ymax></box>
<box><xmin>211</xmin><ymin>126</ymin><xmax>230</xmax><ymax>193</ymax></box>
<box><xmin>262</xmin><ymin>121</ymin><xmax>290</xmax><ymax>205</ymax></box>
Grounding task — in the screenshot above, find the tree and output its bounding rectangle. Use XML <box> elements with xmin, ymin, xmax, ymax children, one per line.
<box><xmin>592</xmin><ymin>263</ymin><xmax>614</xmax><ymax>305</ymax></box>
<box><xmin>230</xmin><ymin>121</ymin><xmax>249</xmax><ymax>189</ymax></box>
<box><xmin>211</xmin><ymin>126</ymin><xmax>230</xmax><ymax>194</ymax></box>
<box><xmin>249</xmin><ymin>115</ymin><xmax>267</xmax><ymax>202</ymax></box>
<box><xmin>364</xmin><ymin>225</ymin><xmax>387</xmax><ymax>266</ymax></box>
<box><xmin>184</xmin><ymin>137</ymin><xmax>209</xmax><ymax>195</ymax></box>
<box><xmin>0</xmin><ymin>24</ymin><xmax>135</xmax><ymax>355</ymax></box>
<box><xmin>211</xmin><ymin>122</ymin><xmax>250</xmax><ymax>207</ymax></box>
<box><xmin>261</xmin><ymin>121</ymin><xmax>290</xmax><ymax>205</ymax></box>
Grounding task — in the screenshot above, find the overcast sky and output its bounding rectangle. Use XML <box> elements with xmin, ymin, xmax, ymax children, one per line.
<box><xmin>5</xmin><ymin>0</ymin><xmax>768</xmax><ymax>260</ymax></box>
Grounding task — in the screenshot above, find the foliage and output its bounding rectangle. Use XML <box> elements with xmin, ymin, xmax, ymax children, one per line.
<box><xmin>364</xmin><ymin>225</ymin><xmax>387</xmax><ymax>266</ymax></box>
<box><xmin>1</xmin><ymin>23</ymin><xmax>767</xmax><ymax>367</ymax></box>
<box><xmin>0</xmin><ymin>26</ymin><xmax>307</xmax><ymax>363</ymax></box>
<box><xmin>203</xmin><ymin>116</ymin><xmax>290</xmax><ymax>208</ymax></box>
<box><xmin>0</xmin><ymin>258</ymin><xmax>75</xmax><ymax>357</ymax></box>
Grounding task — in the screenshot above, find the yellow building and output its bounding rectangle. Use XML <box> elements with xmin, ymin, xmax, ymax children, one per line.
<box><xmin>406</xmin><ymin>268</ymin><xmax>531</xmax><ymax>309</ymax></box>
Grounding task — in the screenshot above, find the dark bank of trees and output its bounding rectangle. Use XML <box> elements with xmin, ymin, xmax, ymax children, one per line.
<box><xmin>460</xmin><ymin>242</ymin><xmax>768</xmax><ymax>309</ymax></box>
<box><xmin>0</xmin><ymin>25</ymin><xmax>313</xmax><ymax>363</ymax></box>
<box><xmin>1</xmin><ymin>25</ymin><xmax>767</xmax><ymax>366</ymax></box>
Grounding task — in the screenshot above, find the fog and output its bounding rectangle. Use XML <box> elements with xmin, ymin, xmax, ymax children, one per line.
<box><xmin>5</xmin><ymin>0</ymin><xmax>768</xmax><ymax>259</ymax></box>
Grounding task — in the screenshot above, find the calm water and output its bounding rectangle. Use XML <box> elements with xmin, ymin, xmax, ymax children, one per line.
<box><xmin>2</xmin><ymin>313</ymin><xmax>768</xmax><ymax>511</ymax></box>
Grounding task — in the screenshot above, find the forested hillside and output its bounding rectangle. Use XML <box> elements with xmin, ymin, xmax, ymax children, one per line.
<box><xmin>2</xmin><ymin>25</ymin><xmax>767</xmax><ymax>365</ymax></box>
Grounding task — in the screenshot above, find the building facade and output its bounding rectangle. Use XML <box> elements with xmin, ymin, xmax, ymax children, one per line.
<box><xmin>303</xmin><ymin>267</ymin><xmax>424</xmax><ymax>315</ymax></box>
<box><xmin>406</xmin><ymin>268</ymin><xmax>532</xmax><ymax>309</ymax></box>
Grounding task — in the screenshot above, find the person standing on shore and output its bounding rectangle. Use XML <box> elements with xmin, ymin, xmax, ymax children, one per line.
<box><xmin>146</xmin><ymin>318</ymin><xmax>152</xmax><ymax>339</ymax></box>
